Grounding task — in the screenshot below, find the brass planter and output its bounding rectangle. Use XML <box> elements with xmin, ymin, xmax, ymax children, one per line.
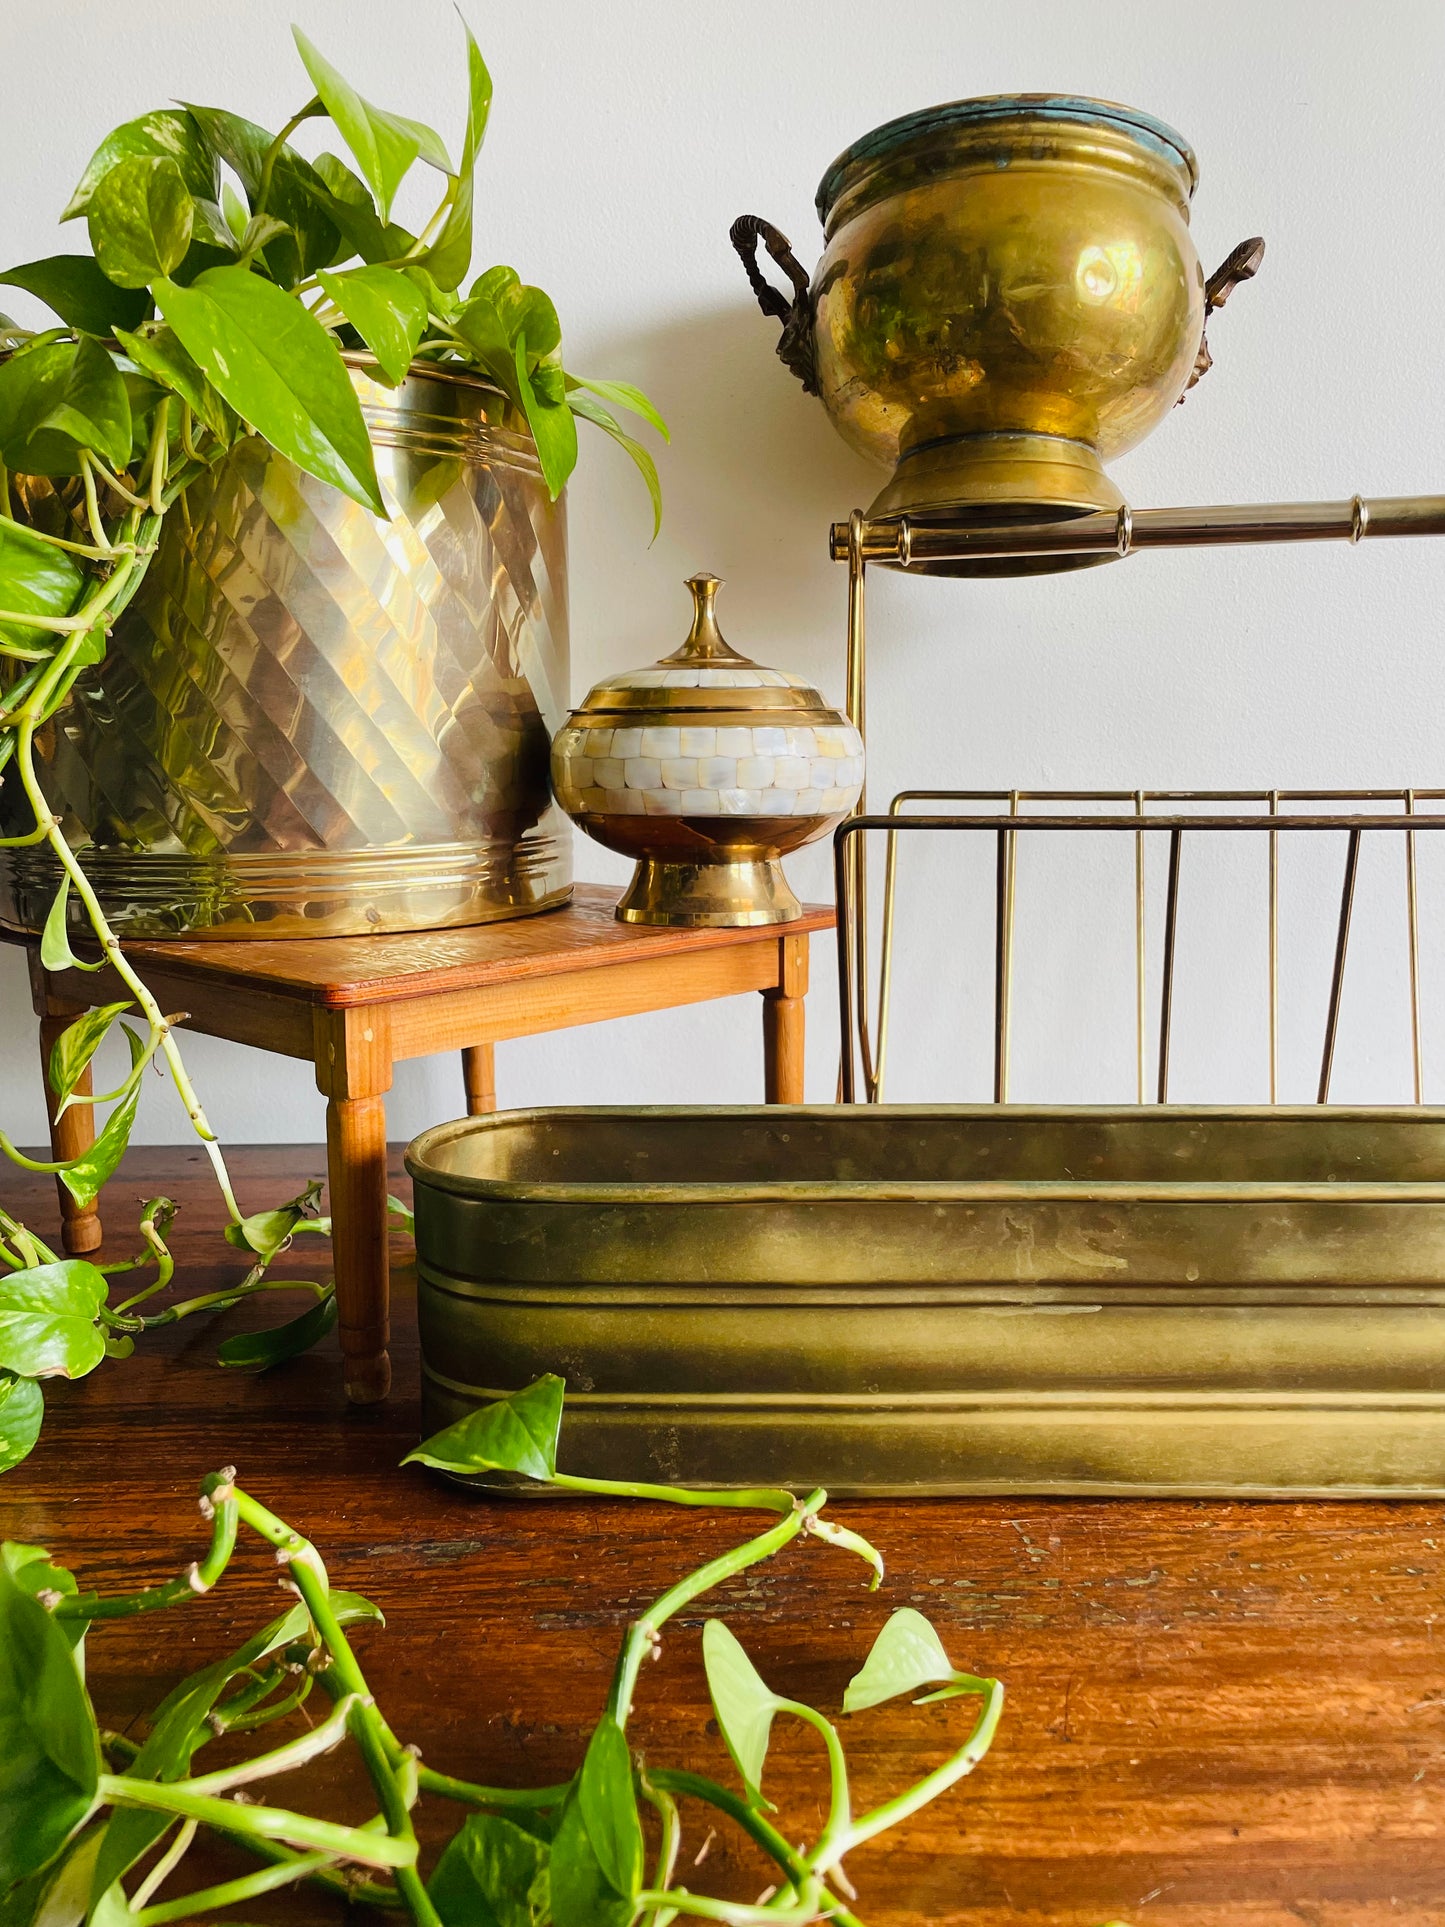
<box><xmin>410</xmin><ymin>1104</ymin><xmax>1445</xmax><ymax>1498</ymax></box>
<box><xmin>733</xmin><ymin>96</ymin><xmax>1263</xmax><ymax>572</ymax></box>
<box><xmin>0</xmin><ymin>360</ymin><xmax>570</xmax><ymax>938</ymax></box>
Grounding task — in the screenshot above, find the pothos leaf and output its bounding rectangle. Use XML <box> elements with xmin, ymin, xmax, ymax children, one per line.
<box><xmin>58</xmin><ymin>1024</ymin><xmax>148</xmax><ymax>1210</ymax></box>
<box><xmin>842</xmin><ymin>1607</ymin><xmax>992</xmax><ymax>1713</ymax></box>
<box><xmin>567</xmin><ymin>392</ymin><xmax>661</xmax><ymax>541</ymax></box>
<box><xmin>61</xmin><ymin>109</ymin><xmax>218</xmax><ymax>221</ymax></box>
<box><xmin>576</xmin><ymin>1716</ymin><xmax>642</xmax><ymax>1901</ymax></box>
<box><xmin>1</xmin><ymin>1542</ymin><xmax>81</xmax><ymax>1653</ymax></box>
<box><xmin>548</xmin><ymin>1784</ymin><xmax>630</xmax><ymax>1927</ymax></box>
<box><xmin>154</xmin><ymin>265</ymin><xmax>384</xmax><ymax>514</ymax></box>
<box><xmin>39</xmin><ymin>873</ymin><xmax>104</xmax><ymax>976</ymax></box>
<box><xmin>112</xmin><ymin>324</ymin><xmax>229</xmax><ymax>441</ymax></box>
<box><xmin>0</xmin><ymin>257</ymin><xmax>148</xmax><ymax>338</ymax></box>
<box><xmin>0</xmin><ymin>1557</ymin><xmax>99</xmax><ymax>1889</ymax></box>
<box><xmin>701</xmin><ymin>1619</ymin><xmax>783</xmax><ymax>1810</ymax></box>
<box><xmin>222</xmin><ymin>1181</ymin><xmax>321</xmax><ymax>1261</ymax></box>
<box><xmin>514</xmin><ymin>336</ymin><xmax>577</xmax><ymax>502</ymax></box>
<box><xmin>428</xmin><ymin>1810</ymin><xmax>549</xmax><ymax>1927</ymax></box>
<box><xmin>0</xmin><ymin>1375</ymin><xmax>44</xmax><ymax>1477</ymax></box>
<box><xmin>292</xmin><ymin>30</ymin><xmax>446</xmax><ymax>224</ymax></box>
<box><xmin>0</xmin><ymin>516</ymin><xmax>85</xmax><ymax>655</ymax></box>
<box><xmin>0</xmin><ymin>1262</ymin><xmax>107</xmax><ymax>1380</ymax></box>
<box><xmin>181</xmin><ymin>105</ymin><xmax>339</xmax><ymax>286</ymax></box>
<box><xmin>215</xmin><ymin>1290</ymin><xmax>336</xmax><ymax>1372</ymax></box>
<box><xmin>567</xmin><ymin>374</ymin><xmax>669</xmax><ymax>443</ymax></box>
<box><xmin>403</xmin><ymin>1373</ymin><xmax>564</xmax><ymax>1481</ymax></box>
<box><xmin>459</xmin><ymin>22</ymin><xmax>493</xmax><ymax>174</ymax></box>
<box><xmin>46</xmin><ymin>1001</ymin><xmax>132</xmax><ymax>1105</ymax></box>
<box><xmin>0</xmin><ymin>339</ymin><xmax>132</xmax><ymax>479</ymax></box>
<box><xmin>317</xmin><ymin>265</ymin><xmax>426</xmax><ymax>384</ymax></box>
<box><xmin>87</xmin><ymin>157</ymin><xmax>194</xmax><ymax>289</ymax></box>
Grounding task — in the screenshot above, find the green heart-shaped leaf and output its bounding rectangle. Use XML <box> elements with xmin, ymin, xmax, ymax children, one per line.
<box><xmin>293</xmin><ymin>31</ymin><xmax>446</xmax><ymax>224</ymax></box>
<box><xmin>58</xmin><ymin>1024</ymin><xmax>148</xmax><ymax>1210</ymax></box>
<box><xmin>0</xmin><ymin>339</ymin><xmax>133</xmax><ymax>479</ymax></box>
<box><xmin>216</xmin><ymin>1290</ymin><xmax>336</xmax><ymax>1372</ymax></box>
<box><xmin>155</xmin><ymin>264</ymin><xmax>383</xmax><ymax>513</ymax></box>
<box><xmin>47</xmin><ymin>1004</ymin><xmax>131</xmax><ymax>1107</ymax></box>
<box><xmin>88</xmin><ymin>157</ymin><xmax>194</xmax><ymax>289</ymax></box>
<box><xmin>0</xmin><ymin>1553</ymin><xmax>99</xmax><ymax>1888</ymax></box>
<box><xmin>0</xmin><ymin>1375</ymin><xmax>44</xmax><ymax>1477</ymax></box>
<box><xmin>317</xmin><ymin>265</ymin><xmax>426</xmax><ymax>385</ymax></box>
<box><xmin>404</xmin><ymin>1374</ymin><xmax>564</xmax><ymax>1481</ymax></box>
<box><xmin>843</xmin><ymin>1607</ymin><xmax>991</xmax><ymax>1713</ymax></box>
<box><xmin>0</xmin><ymin>1262</ymin><xmax>107</xmax><ymax>1381</ymax></box>
<box><xmin>112</xmin><ymin>325</ymin><xmax>229</xmax><ymax>441</ymax></box>
<box><xmin>62</xmin><ymin>109</ymin><xmax>217</xmax><ymax>222</ymax></box>
<box><xmin>428</xmin><ymin>1810</ymin><xmax>549</xmax><ymax>1927</ymax></box>
<box><xmin>701</xmin><ymin>1619</ymin><xmax>783</xmax><ymax>1810</ymax></box>
<box><xmin>0</xmin><ymin>258</ymin><xmax>148</xmax><ymax>338</ymax></box>
<box><xmin>0</xmin><ymin>515</ymin><xmax>85</xmax><ymax>655</ymax></box>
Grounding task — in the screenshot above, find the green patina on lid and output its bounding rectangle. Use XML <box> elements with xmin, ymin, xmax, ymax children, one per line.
<box><xmin>815</xmin><ymin>93</ymin><xmax>1199</xmax><ymax>225</ymax></box>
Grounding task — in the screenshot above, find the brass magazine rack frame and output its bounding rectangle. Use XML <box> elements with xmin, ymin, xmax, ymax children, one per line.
<box><xmin>829</xmin><ymin>495</ymin><xmax>1445</xmax><ymax>1106</ymax></box>
<box><xmin>834</xmin><ymin>790</ymin><xmax>1445</xmax><ymax>1106</ymax></box>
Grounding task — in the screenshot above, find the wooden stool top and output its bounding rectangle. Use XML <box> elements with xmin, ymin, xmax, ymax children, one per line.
<box><xmin>6</xmin><ymin>885</ymin><xmax>834</xmax><ymax>1010</ymax></box>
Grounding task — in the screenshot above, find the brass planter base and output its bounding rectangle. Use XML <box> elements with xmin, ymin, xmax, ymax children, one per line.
<box><xmin>616</xmin><ymin>855</ymin><xmax>802</xmax><ymax>927</ymax></box>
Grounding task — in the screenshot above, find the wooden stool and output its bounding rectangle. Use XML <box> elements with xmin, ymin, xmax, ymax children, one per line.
<box><xmin>11</xmin><ymin>885</ymin><xmax>832</xmax><ymax>1403</ymax></box>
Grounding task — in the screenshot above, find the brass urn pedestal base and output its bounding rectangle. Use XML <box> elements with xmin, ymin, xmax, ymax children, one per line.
<box><xmin>615</xmin><ymin>853</ymin><xmax>803</xmax><ymax>927</ymax></box>
<box><xmin>866</xmin><ymin>431</ymin><xmax>1127</xmax><ymax>578</ymax></box>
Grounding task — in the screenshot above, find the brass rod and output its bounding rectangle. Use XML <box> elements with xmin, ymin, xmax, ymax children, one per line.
<box><xmin>875</xmin><ymin>808</ymin><xmax>902</xmax><ymax>1102</ymax></box>
<box><xmin>829</xmin><ymin>493</ymin><xmax>1445</xmax><ymax>567</ymax></box>
<box><xmin>993</xmin><ymin>811</ymin><xmax>1018</xmax><ymax>1103</ymax></box>
<box><xmin>1268</xmin><ymin>792</ymin><xmax>1280</xmax><ymax>1105</ymax></box>
<box><xmin>1407</xmin><ymin>790</ymin><xmax>1424</xmax><ymax>1104</ymax></box>
<box><xmin>1134</xmin><ymin>792</ymin><xmax>1146</xmax><ymax>1104</ymax></box>
<box><xmin>834</xmin><ymin>822</ymin><xmax>857</xmax><ymax>1104</ymax></box>
<box><xmin>1157</xmin><ymin>828</ymin><xmax>1183</xmax><ymax>1104</ymax></box>
<box><xmin>1318</xmin><ymin>828</ymin><xmax>1362</xmax><ymax>1103</ymax></box>
<box><xmin>845</xmin><ymin>812</ymin><xmax>1445</xmax><ymax>835</ymax></box>
<box><xmin>842</xmin><ymin>511</ymin><xmax>877</xmax><ymax>1102</ymax></box>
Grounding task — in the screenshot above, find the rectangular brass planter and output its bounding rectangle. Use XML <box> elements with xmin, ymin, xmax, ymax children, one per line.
<box><xmin>407</xmin><ymin>1106</ymin><xmax>1445</xmax><ymax>1497</ymax></box>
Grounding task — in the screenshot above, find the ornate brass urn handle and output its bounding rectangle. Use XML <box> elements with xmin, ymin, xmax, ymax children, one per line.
<box><xmin>729</xmin><ymin>214</ymin><xmax>819</xmax><ymax>395</ymax></box>
<box><xmin>1183</xmin><ymin>234</ymin><xmax>1266</xmax><ymax>395</ymax></box>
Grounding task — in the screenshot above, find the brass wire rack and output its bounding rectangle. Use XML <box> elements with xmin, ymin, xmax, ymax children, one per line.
<box><xmin>834</xmin><ymin>790</ymin><xmax>1445</xmax><ymax>1106</ymax></box>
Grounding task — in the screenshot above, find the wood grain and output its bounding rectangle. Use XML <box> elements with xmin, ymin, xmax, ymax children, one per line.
<box><xmin>4</xmin><ymin>1147</ymin><xmax>1444</xmax><ymax>1925</ymax></box>
<box><xmin>26</xmin><ymin>885</ymin><xmax>835</xmax><ymax>1008</ymax></box>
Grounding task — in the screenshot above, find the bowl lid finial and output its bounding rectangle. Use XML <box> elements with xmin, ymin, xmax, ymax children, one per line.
<box><xmin>662</xmin><ymin>573</ymin><xmax>751</xmax><ymax>666</ymax></box>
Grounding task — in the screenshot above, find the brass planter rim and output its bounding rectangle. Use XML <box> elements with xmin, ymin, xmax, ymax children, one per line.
<box><xmin>815</xmin><ymin>92</ymin><xmax>1198</xmax><ymax>223</ymax></box>
<box><xmin>337</xmin><ymin>348</ymin><xmax>510</xmax><ymax>400</ymax></box>
<box><xmin>406</xmin><ymin>1102</ymin><xmax>1445</xmax><ymax>1205</ymax></box>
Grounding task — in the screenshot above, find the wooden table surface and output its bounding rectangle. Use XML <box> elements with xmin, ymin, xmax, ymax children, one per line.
<box><xmin>3</xmin><ymin>1146</ymin><xmax>1444</xmax><ymax>1926</ymax></box>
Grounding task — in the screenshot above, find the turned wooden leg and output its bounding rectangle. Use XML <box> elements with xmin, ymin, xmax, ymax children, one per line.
<box><xmin>762</xmin><ymin>932</ymin><xmax>809</xmax><ymax>1103</ymax></box>
<box><xmin>461</xmin><ymin>1041</ymin><xmax>497</xmax><ymax>1116</ymax></box>
<box><xmin>27</xmin><ymin>949</ymin><xmax>105</xmax><ymax>1255</ymax></box>
<box><xmin>38</xmin><ymin>1004</ymin><xmax>103</xmax><ymax>1254</ymax></box>
<box><xmin>315</xmin><ymin>1007</ymin><xmax>394</xmax><ymax>1404</ymax></box>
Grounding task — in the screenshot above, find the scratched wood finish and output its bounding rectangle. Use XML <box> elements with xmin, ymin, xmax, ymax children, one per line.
<box><xmin>39</xmin><ymin>885</ymin><xmax>835</xmax><ymax>1008</ymax></box>
<box><xmin>3</xmin><ymin>1147</ymin><xmax>1445</xmax><ymax>1926</ymax></box>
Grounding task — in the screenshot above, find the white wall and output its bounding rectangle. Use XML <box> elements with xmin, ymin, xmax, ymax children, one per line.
<box><xmin>3</xmin><ymin>0</ymin><xmax>1444</xmax><ymax>1146</ymax></box>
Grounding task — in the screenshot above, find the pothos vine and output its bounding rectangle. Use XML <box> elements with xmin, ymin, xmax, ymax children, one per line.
<box><xmin>0</xmin><ymin>17</ymin><xmax>665</xmax><ymax>1470</ymax></box>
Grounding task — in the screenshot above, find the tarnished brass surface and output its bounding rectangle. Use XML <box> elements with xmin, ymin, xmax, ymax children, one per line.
<box><xmin>741</xmin><ymin>97</ymin><xmax>1221</xmax><ymax>554</ymax></box>
<box><xmin>0</xmin><ymin>360</ymin><xmax>570</xmax><ymax>938</ymax></box>
<box><xmin>551</xmin><ymin>575</ymin><xmax>862</xmax><ymax>926</ymax></box>
<box><xmin>409</xmin><ymin>1104</ymin><xmax>1445</xmax><ymax>1495</ymax></box>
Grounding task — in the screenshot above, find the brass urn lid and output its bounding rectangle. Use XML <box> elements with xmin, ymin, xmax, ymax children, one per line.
<box><xmin>573</xmin><ymin>574</ymin><xmax>845</xmax><ymax>720</ymax></box>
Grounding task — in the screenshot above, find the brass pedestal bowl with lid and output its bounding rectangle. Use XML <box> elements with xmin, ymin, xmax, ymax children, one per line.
<box><xmin>732</xmin><ymin>94</ymin><xmax>1264</xmax><ymax>574</ymax></box>
<box><xmin>550</xmin><ymin>574</ymin><xmax>863</xmax><ymax>926</ymax></box>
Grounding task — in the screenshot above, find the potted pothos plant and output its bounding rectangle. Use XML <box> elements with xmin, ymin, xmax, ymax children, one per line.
<box><xmin>0</xmin><ymin>21</ymin><xmax>666</xmax><ymax>1474</ymax></box>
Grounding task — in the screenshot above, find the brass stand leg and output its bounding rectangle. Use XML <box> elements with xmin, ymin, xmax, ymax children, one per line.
<box><xmin>461</xmin><ymin>1042</ymin><xmax>497</xmax><ymax>1116</ymax></box>
<box><xmin>38</xmin><ymin>1004</ymin><xmax>103</xmax><ymax>1255</ymax></box>
<box><xmin>315</xmin><ymin>1008</ymin><xmax>394</xmax><ymax>1404</ymax></box>
<box><xmin>763</xmin><ymin>933</ymin><xmax>809</xmax><ymax>1103</ymax></box>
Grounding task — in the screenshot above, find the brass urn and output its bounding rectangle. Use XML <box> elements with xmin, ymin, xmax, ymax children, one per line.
<box><xmin>733</xmin><ymin>95</ymin><xmax>1264</xmax><ymax>573</ymax></box>
<box><xmin>551</xmin><ymin>574</ymin><xmax>863</xmax><ymax>926</ymax></box>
